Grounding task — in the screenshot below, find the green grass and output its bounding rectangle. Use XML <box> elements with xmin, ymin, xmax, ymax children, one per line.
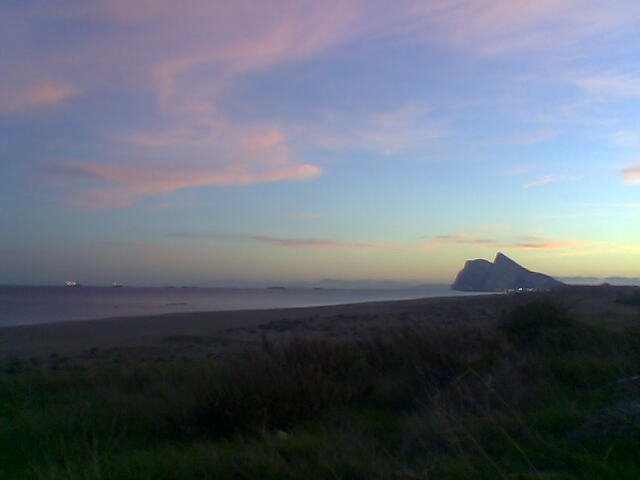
<box><xmin>2</xmin><ymin>300</ymin><xmax>639</xmax><ymax>479</ymax></box>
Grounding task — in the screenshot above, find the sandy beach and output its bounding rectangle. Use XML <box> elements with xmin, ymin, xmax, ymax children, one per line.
<box><xmin>2</xmin><ymin>285</ymin><xmax>637</xmax><ymax>365</ymax></box>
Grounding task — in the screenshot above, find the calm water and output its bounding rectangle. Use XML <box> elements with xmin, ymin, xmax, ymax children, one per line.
<box><xmin>0</xmin><ymin>285</ymin><xmax>477</xmax><ymax>327</ymax></box>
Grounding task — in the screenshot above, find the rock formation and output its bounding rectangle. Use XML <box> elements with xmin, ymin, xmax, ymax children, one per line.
<box><xmin>451</xmin><ymin>252</ymin><xmax>564</xmax><ymax>292</ymax></box>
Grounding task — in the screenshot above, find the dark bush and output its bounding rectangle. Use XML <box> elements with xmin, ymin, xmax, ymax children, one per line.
<box><xmin>192</xmin><ymin>327</ymin><xmax>509</xmax><ymax>436</ymax></box>
<box><xmin>193</xmin><ymin>338</ymin><xmax>369</xmax><ymax>436</ymax></box>
<box><xmin>498</xmin><ymin>299</ymin><xmax>634</xmax><ymax>358</ymax></box>
<box><xmin>616</xmin><ymin>289</ymin><xmax>640</xmax><ymax>306</ymax></box>
<box><xmin>498</xmin><ymin>300</ymin><xmax>579</xmax><ymax>353</ymax></box>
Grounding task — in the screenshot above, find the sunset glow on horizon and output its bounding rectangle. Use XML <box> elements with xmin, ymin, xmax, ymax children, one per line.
<box><xmin>2</xmin><ymin>1</ymin><xmax>639</xmax><ymax>285</ymax></box>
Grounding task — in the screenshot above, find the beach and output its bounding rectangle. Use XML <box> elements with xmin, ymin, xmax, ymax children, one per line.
<box><xmin>0</xmin><ymin>285</ymin><xmax>467</xmax><ymax>327</ymax></box>
<box><xmin>2</xmin><ymin>285</ymin><xmax>637</xmax><ymax>364</ymax></box>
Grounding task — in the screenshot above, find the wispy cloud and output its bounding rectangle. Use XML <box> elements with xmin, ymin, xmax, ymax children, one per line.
<box><xmin>7</xmin><ymin>1</ymin><xmax>638</xmax><ymax>116</ymax></box>
<box><xmin>611</xmin><ymin>130</ymin><xmax>640</xmax><ymax>148</ymax></box>
<box><xmin>426</xmin><ymin>233</ymin><xmax>596</xmax><ymax>251</ymax></box>
<box><xmin>50</xmin><ymin>159</ymin><xmax>320</xmax><ymax>209</ymax></box>
<box><xmin>510</xmin><ymin>238</ymin><xmax>589</xmax><ymax>251</ymax></box>
<box><xmin>305</xmin><ymin>103</ymin><xmax>447</xmax><ymax>155</ymax></box>
<box><xmin>147</xmin><ymin>2</ymin><xmax>360</xmax><ymax>109</ymax></box>
<box><xmin>407</xmin><ymin>0</ymin><xmax>640</xmax><ymax>57</ymax></box>
<box><xmin>11</xmin><ymin>1</ymin><xmax>358</xmax><ymax>206</ymax></box>
<box><xmin>574</xmin><ymin>73</ymin><xmax>640</xmax><ymax>99</ymax></box>
<box><xmin>46</xmin><ymin>117</ymin><xmax>322</xmax><ymax>208</ymax></box>
<box><xmin>521</xmin><ymin>173</ymin><xmax>583</xmax><ymax>189</ymax></box>
<box><xmin>419</xmin><ymin>241</ymin><xmax>440</xmax><ymax>251</ymax></box>
<box><xmin>7</xmin><ymin>0</ymin><xmax>639</xmax><ymax>208</ymax></box>
<box><xmin>435</xmin><ymin>234</ymin><xmax>495</xmax><ymax>245</ymax></box>
<box><xmin>523</xmin><ymin>174</ymin><xmax>558</xmax><ymax>188</ymax></box>
<box><xmin>168</xmin><ymin>232</ymin><xmax>381</xmax><ymax>249</ymax></box>
<box><xmin>621</xmin><ymin>163</ymin><xmax>640</xmax><ymax>185</ymax></box>
<box><xmin>0</xmin><ymin>83</ymin><xmax>76</xmax><ymax>114</ymax></box>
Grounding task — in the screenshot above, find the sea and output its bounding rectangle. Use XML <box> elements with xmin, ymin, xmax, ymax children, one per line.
<box><xmin>0</xmin><ymin>285</ymin><xmax>478</xmax><ymax>327</ymax></box>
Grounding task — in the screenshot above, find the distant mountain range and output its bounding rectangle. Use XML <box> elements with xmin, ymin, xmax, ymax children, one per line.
<box><xmin>451</xmin><ymin>252</ymin><xmax>564</xmax><ymax>292</ymax></box>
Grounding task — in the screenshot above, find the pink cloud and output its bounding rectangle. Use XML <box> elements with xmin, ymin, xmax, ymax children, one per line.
<box><xmin>9</xmin><ymin>0</ymin><xmax>638</xmax><ymax>209</ymax></box>
<box><xmin>0</xmin><ymin>83</ymin><xmax>76</xmax><ymax>114</ymax></box>
<box><xmin>52</xmin><ymin>161</ymin><xmax>320</xmax><ymax>209</ymax></box>
<box><xmin>419</xmin><ymin>241</ymin><xmax>440</xmax><ymax>251</ymax></box>
<box><xmin>56</xmin><ymin>119</ymin><xmax>318</xmax><ymax>208</ymax></box>
<box><xmin>58</xmin><ymin>162</ymin><xmax>319</xmax><ymax>189</ymax></box>
<box><xmin>408</xmin><ymin>0</ymin><xmax>640</xmax><ymax>57</ymax></box>
<box><xmin>427</xmin><ymin>233</ymin><xmax>595</xmax><ymax>251</ymax></box>
<box><xmin>621</xmin><ymin>163</ymin><xmax>640</xmax><ymax>185</ymax></box>
<box><xmin>168</xmin><ymin>232</ymin><xmax>381</xmax><ymax>250</ymax></box>
<box><xmin>141</xmin><ymin>1</ymin><xmax>361</xmax><ymax>109</ymax></box>
<box><xmin>42</xmin><ymin>2</ymin><xmax>359</xmax><ymax>208</ymax></box>
<box><xmin>509</xmin><ymin>240</ymin><xmax>588</xmax><ymax>251</ymax></box>
<box><xmin>433</xmin><ymin>234</ymin><xmax>500</xmax><ymax>246</ymax></box>
<box><xmin>522</xmin><ymin>174</ymin><xmax>583</xmax><ymax>188</ymax></box>
<box><xmin>11</xmin><ymin>1</ymin><xmax>630</xmax><ymax>118</ymax></box>
<box><xmin>7</xmin><ymin>1</ymin><xmax>358</xmax><ymax>209</ymax></box>
<box><xmin>8</xmin><ymin>1</ymin><xmax>638</xmax><ymax>112</ymax></box>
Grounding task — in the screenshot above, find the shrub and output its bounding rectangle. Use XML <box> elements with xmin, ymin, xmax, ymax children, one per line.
<box><xmin>193</xmin><ymin>338</ymin><xmax>369</xmax><ymax>436</ymax></box>
<box><xmin>616</xmin><ymin>289</ymin><xmax>640</xmax><ymax>306</ymax></box>
<box><xmin>497</xmin><ymin>300</ymin><xmax>593</xmax><ymax>354</ymax></box>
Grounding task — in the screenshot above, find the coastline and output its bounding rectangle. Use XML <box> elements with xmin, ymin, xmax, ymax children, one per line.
<box><xmin>0</xmin><ymin>284</ymin><xmax>466</xmax><ymax>327</ymax></box>
<box><xmin>2</xmin><ymin>285</ymin><xmax>637</xmax><ymax>362</ymax></box>
<box><xmin>1</xmin><ymin>293</ymin><xmax>503</xmax><ymax>359</ymax></box>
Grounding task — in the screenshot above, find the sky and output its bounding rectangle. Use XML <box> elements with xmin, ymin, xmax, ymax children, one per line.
<box><xmin>1</xmin><ymin>0</ymin><xmax>639</xmax><ymax>286</ymax></box>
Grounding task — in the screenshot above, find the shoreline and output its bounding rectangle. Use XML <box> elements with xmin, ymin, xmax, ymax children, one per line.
<box><xmin>1</xmin><ymin>293</ymin><xmax>502</xmax><ymax>359</ymax></box>
<box><xmin>0</xmin><ymin>285</ymin><xmax>470</xmax><ymax>328</ymax></box>
<box><xmin>2</xmin><ymin>285</ymin><xmax>637</xmax><ymax>362</ymax></box>
<box><xmin>2</xmin><ymin>290</ymin><xmax>496</xmax><ymax>329</ymax></box>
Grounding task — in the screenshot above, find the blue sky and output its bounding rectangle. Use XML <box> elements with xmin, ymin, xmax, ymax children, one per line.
<box><xmin>1</xmin><ymin>1</ymin><xmax>639</xmax><ymax>285</ymax></box>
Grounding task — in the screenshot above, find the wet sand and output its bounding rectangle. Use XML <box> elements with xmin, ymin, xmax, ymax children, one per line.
<box><xmin>1</xmin><ymin>286</ymin><xmax>637</xmax><ymax>365</ymax></box>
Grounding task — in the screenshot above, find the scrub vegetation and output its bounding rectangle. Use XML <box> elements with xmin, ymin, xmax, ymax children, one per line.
<box><xmin>2</xmin><ymin>300</ymin><xmax>640</xmax><ymax>479</ymax></box>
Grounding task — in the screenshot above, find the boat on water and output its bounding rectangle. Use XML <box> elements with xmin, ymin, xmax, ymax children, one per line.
<box><xmin>112</xmin><ymin>282</ymin><xmax>123</xmax><ymax>288</ymax></box>
<box><xmin>65</xmin><ymin>280</ymin><xmax>80</xmax><ymax>287</ymax></box>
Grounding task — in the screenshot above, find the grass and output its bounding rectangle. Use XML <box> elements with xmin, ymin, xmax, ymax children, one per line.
<box><xmin>616</xmin><ymin>288</ymin><xmax>640</xmax><ymax>306</ymax></box>
<box><xmin>1</xmin><ymin>299</ymin><xmax>640</xmax><ymax>479</ymax></box>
